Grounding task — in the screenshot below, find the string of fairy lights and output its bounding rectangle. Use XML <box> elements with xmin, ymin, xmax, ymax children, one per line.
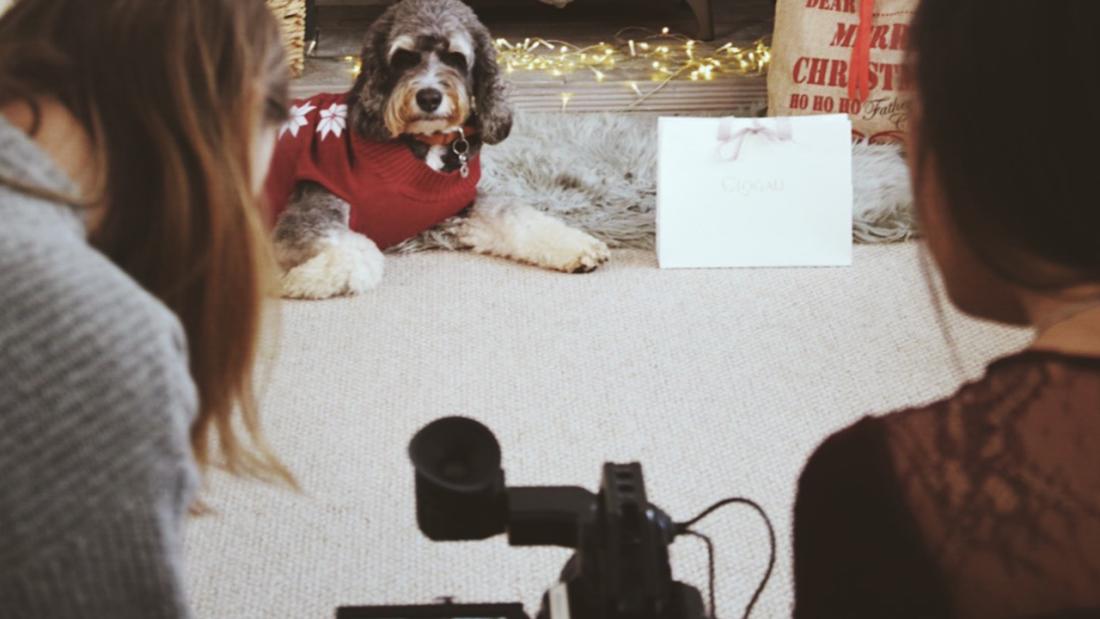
<box><xmin>344</xmin><ymin>27</ymin><xmax>770</xmax><ymax>111</ymax></box>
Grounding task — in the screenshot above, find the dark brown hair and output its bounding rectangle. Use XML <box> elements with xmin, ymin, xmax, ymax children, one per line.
<box><xmin>908</xmin><ymin>0</ymin><xmax>1100</xmax><ymax>291</ymax></box>
<box><xmin>0</xmin><ymin>0</ymin><xmax>295</xmax><ymax>486</ymax></box>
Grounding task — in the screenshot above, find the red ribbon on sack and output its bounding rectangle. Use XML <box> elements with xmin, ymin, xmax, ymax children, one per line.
<box><xmin>848</xmin><ymin>0</ymin><xmax>875</xmax><ymax>102</ymax></box>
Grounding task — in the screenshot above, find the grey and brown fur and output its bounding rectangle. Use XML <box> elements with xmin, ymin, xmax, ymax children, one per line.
<box><xmin>275</xmin><ymin>0</ymin><xmax>609</xmax><ymax>299</ymax></box>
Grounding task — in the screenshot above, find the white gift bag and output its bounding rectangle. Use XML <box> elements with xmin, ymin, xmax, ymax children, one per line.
<box><xmin>657</xmin><ymin>115</ymin><xmax>854</xmax><ymax>269</ymax></box>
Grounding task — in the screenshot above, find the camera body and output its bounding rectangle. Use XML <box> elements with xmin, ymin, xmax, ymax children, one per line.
<box><xmin>404</xmin><ymin>417</ymin><xmax>706</xmax><ymax>619</ymax></box>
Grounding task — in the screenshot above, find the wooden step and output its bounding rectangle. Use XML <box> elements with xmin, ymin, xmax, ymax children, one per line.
<box><xmin>291</xmin><ymin>58</ymin><xmax>768</xmax><ymax>114</ymax></box>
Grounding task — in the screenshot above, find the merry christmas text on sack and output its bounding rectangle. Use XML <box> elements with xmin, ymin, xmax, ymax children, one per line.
<box><xmin>768</xmin><ymin>0</ymin><xmax>918</xmax><ymax>144</ymax></box>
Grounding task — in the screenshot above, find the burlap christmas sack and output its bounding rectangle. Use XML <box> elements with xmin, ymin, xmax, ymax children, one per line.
<box><xmin>768</xmin><ymin>0</ymin><xmax>918</xmax><ymax>143</ymax></box>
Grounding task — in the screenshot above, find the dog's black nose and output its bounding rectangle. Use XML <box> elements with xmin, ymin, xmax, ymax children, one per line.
<box><xmin>416</xmin><ymin>88</ymin><xmax>443</xmax><ymax>112</ymax></box>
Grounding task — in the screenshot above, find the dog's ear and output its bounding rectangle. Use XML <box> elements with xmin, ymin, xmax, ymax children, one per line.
<box><xmin>350</xmin><ymin>7</ymin><xmax>397</xmax><ymax>141</ymax></box>
<box><xmin>471</xmin><ymin>24</ymin><xmax>513</xmax><ymax>145</ymax></box>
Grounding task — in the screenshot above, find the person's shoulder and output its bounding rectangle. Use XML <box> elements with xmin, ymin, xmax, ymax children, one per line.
<box><xmin>800</xmin><ymin>416</ymin><xmax>889</xmax><ymax>489</ymax></box>
<box><xmin>892</xmin><ymin>349</ymin><xmax>1096</xmax><ymax>422</ymax></box>
<box><xmin>874</xmin><ymin>349</ymin><xmax>1075</xmax><ymax>460</ymax></box>
<box><xmin>795</xmin><ymin>420</ymin><xmax>951</xmax><ymax>617</ymax></box>
<box><xmin>0</xmin><ymin>211</ymin><xmax>197</xmax><ymax>432</ymax></box>
<box><xmin>0</xmin><ymin>204</ymin><xmax>199</xmax><ymax>569</ymax></box>
<box><xmin>796</xmin><ymin>416</ymin><xmax>903</xmax><ymax>541</ymax></box>
<box><xmin>796</xmin><ymin>413</ymin><xmax>921</xmax><ymax>532</ymax></box>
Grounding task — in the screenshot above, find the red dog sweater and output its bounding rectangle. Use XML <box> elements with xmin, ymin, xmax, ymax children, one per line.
<box><xmin>264</xmin><ymin>92</ymin><xmax>482</xmax><ymax>250</ymax></box>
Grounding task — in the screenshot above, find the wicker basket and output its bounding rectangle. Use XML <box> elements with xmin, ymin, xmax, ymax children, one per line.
<box><xmin>268</xmin><ymin>0</ymin><xmax>307</xmax><ymax>77</ymax></box>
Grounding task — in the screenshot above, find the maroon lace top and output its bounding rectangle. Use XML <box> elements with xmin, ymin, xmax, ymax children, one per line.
<box><xmin>794</xmin><ymin>351</ymin><xmax>1100</xmax><ymax>619</ymax></box>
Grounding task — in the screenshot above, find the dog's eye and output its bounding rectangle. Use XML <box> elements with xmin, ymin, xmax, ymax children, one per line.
<box><xmin>391</xmin><ymin>49</ymin><xmax>422</xmax><ymax>70</ymax></box>
<box><xmin>441</xmin><ymin>51</ymin><xmax>468</xmax><ymax>71</ymax></box>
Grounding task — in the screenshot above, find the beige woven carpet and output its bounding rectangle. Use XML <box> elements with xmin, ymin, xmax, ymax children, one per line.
<box><xmin>184</xmin><ymin>244</ymin><xmax>1030</xmax><ymax>618</ymax></box>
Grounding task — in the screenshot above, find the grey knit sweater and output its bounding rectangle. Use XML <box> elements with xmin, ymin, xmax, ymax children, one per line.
<box><xmin>0</xmin><ymin>115</ymin><xmax>198</xmax><ymax>617</ymax></box>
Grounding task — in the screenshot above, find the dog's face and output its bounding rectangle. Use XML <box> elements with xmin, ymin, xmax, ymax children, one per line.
<box><xmin>350</xmin><ymin>0</ymin><xmax>513</xmax><ymax>145</ymax></box>
<box><xmin>383</xmin><ymin>33</ymin><xmax>474</xmax><ymax>137</ymax></box>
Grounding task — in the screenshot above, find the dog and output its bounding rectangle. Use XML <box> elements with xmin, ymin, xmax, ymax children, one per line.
<box><xmin>265</xmin><ymin>0</ymin><xmax>611</xmax><ymax>299</ymax></box>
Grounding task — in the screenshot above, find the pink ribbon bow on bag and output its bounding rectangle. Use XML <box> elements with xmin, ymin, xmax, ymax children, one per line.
<box><xmin>715</xmin><ymin>118</ymin><xmax>794</xmax><ymax>162</ymax></box>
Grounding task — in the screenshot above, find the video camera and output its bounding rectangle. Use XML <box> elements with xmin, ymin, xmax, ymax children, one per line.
<box><xmin>337</xmin><ymin>417</ymin><xmax>774</xmax><ymax>619</ymax></box>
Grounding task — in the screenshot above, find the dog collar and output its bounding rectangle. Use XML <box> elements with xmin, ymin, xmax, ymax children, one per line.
<box><xmin>409</xmin><ymin>126</ymin><xmax>479</xmax><ymax>147</ymax></box>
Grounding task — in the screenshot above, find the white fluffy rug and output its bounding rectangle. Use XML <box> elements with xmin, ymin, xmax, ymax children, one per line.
<box><xmin>394</xmin><ymin>113</ymin><xmax>916</xmax><ymax>253</ymax></box>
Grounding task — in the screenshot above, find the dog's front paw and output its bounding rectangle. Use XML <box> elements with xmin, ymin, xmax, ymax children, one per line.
<box><xmin>540</xmin><ymin>229</ymin><xmax>611</xmax><ymax>274</ymax></box>
<box><xmin>281</xmin><ymin>234</ymin><xmax>384</xmax><ymax>299</ymax></box>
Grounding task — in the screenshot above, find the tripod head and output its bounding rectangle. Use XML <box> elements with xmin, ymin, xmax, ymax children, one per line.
<box><xmin>409</xmin><ymin>417</ymin><xmax>705</xmax><ymax>619</ymax></box>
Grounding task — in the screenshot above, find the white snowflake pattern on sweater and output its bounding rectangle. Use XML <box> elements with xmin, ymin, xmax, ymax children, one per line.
<box><xmin>279</xmin><ymin>101</ymin><xmax>316</xmax><ymax>139</ymax></box>
<box><xmin>317</xmin><ymin>103</ymin><xmax>348</xmax><ymax>140</ymax></box>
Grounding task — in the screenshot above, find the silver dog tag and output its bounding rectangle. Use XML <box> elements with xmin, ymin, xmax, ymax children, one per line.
<box><xmin>453</xmin><ymin>128</ymin><xmax>471</xmax><ymax>179</ymax></box>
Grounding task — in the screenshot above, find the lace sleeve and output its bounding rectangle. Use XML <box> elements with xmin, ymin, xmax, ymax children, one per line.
<box><xmin>883</xmin><ymin>353</ymin><xmax>1100</xmax><ymax>619</ymax></box>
